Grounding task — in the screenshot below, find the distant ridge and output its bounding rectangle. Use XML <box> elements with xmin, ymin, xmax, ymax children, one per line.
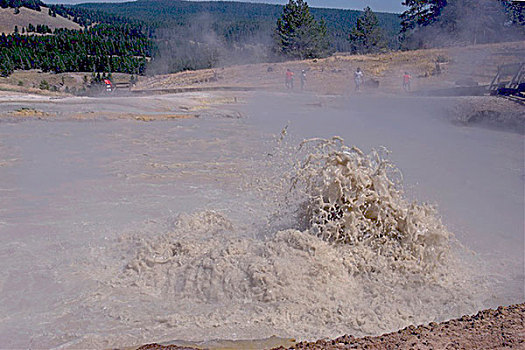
<box><xmin>76</xmin><ymin>0</ymin><xmax>401</xmax><ymax>52</ymax></box>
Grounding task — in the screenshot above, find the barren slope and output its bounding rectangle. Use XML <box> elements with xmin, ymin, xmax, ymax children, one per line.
<box><xmin>0</xmin><ymin>6</ymin><xmax>81</xmax><ymax>34</ymax></box>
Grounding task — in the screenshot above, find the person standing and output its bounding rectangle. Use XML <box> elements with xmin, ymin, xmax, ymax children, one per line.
<box><xmin>354</xmin><ymin>67</ymin><xmax>363</xmax><ymax>91</ymax></box>
<box><xmin>403</xmin><ymin>72</ymin><xmax>412</xmax><ymax>92</ymax></box>
<box><xmin>285</xmin><ymin>69</ymin><xmax>294</xmax><ymax>89</ymax></box>
<box><xmin>300</xmin><ymin>70</ymin><xmax>307</xmax><ymax>91</ymax></box>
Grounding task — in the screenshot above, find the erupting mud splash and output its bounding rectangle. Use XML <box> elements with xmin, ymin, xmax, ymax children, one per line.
<box><xmin>0</xmin><ymin>93</ymin><xmax>522</xmax><ymax>349</ymax></box>
<box><xmin>108</xmin><ymin>136</ymin><xmax>484</xmax><ymax>345</ymax></box>
<box><xmin>294</xmin><ymin>137</ymin><xmax>450</xmax><ymax>275</ymax></box>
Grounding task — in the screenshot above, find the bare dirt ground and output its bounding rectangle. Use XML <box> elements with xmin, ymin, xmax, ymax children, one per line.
<box><xmin>133</xmin><ymin>304</ymin><xmax>525</xmax><ymax>350</ymax></box>
<box><xmin>134</xmin><ymin>41</ymin><xmax>525</xmax><ymax>96</ymax></box>
<box><xmin>448</xmin><ymin>96</ymin><xmax>524</xmax><ymax>133</ymax></box>
<box><xmin>0</xmin><ymin>70</ymin><xmax>133</xmax><ymax>94</ymax></box>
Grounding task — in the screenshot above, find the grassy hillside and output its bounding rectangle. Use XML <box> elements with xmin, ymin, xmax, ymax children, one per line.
<box><xmin>73</xmin><ymin>0</ymin><xmax>400</xmax><ymax>74</ymax></box>
<box><xmin>0</xmin><ymin>6</ymin><xmax>80</xmax><ymax>33</ymax></box>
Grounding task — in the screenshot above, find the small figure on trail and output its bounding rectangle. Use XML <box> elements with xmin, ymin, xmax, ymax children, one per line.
<box><xmin>285</xmin><ymin>69</ymin><xmax>294</xmax><ymax>89</ymax></box>
<box><xmin>403</xmin><ymin>72</ymin><xmax>412</xmax><ymax>92</ymax></box>
<box><xmin>300</xmin><ymin>70</ymin><xmax>307</xmax><ymax>90</ymax></box>
<box><xmin>354</xmin><ymin>67</ymin><xmax>363</xmax><ymax>91</ymax></box>
<box><xmin>104</xmin><ymin>79</ymin><xmax>113</xmax><ymax>92</ymax></box>
<box><xmin>434</xmin><ymin>62</ymin><xmax>441</xmax><ymax>75</ymax></box>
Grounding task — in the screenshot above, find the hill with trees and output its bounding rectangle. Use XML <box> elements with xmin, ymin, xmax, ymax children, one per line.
<box><xmin>2</xmin><ymin>0</ymin><xmax>522</xmax><ymax>80</ymax></box>
<box><xmin>0</xmin><ymin>0</ymin><xmax>154</xmax><ymax>77</ymax></box>
<box><xmin>76</xmin><ymin>0</ymin><xmax>401</xmax><ymax>73</ymax></box>
<box><xmin>77</xmin><ymin>0</ymin><xmax>401</xmax><ymax>47</ymax></box>
<box><xmin>1</xmin><ymin>0</ymin><xmax>402</xmax><ymax>77</ymax></box>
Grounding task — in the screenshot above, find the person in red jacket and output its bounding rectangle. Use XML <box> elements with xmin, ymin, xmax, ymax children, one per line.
<box><xmin>403</xmin><ymin>72</ymin><xmax>412</xmax><ymax>92</ymax></box>
<box><xmin>285</xmin><ymin>69</ymin><xmax>294</xmax><ymax>89</ymax></box>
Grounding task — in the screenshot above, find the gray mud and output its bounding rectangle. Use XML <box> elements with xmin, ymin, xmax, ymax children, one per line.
<box><xmin>448</xmin><ymin>96</ymin><xmax>524</xmax><ymax>134</ymax></box>
<box><xmin>0</xmin><ymin>92</ymin><xmax>523</xmax><ymax>349</ymax></box>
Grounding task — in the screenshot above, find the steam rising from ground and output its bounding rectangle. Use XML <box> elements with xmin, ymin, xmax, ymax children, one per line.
<box><xmin>112</xmin><ymin>136</ymin><xmax>484</xmax><ymax>342</ymax></box>
<box><xmin>404</xmin><ymin>0</ymin><xmax>524</xmax><ymax>48</ymax></box>
<box><xmin>147</xmin><ymin>13</ymin><xmax>272</xmax><ymax>75</ymax></box>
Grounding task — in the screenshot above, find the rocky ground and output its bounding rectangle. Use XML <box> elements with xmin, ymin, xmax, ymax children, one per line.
<box><xmin>134</xmin><ymin>304</ymin><xmax>525</xmax><ymax>350</ymax></box>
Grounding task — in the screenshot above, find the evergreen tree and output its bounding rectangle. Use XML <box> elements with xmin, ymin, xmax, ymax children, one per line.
<box><xmin>0</xmin><ymin>56</ymin><xmax>14</xmax><ymax>77</ymax></box>
<box><xmin>39</xmin><ymin>79</ymin><xmax>49</xmax><ymax>90</ymax></box>
<box><xmin>349</xmin><ymin>7</ymin><xmax>387</xmax><ymax>54</ymax></box>
<box><xmin>401</xmin><ymin>0</ymin><xmax>522</xmax><ymax>48</ymax></box>
<box><xmin>400</xmin><ymin>0</ymin><xmax>447</xmax><ymax>33</ymax></box>
<box><xmin>275</xmin><ymin>0</ymin><xmax>332</xmax><ymax>59</ymax></box>
<box><xmin>505</xmin><ymin>1</ymin><xmax>524</xmax><ymax>25</ymax></box>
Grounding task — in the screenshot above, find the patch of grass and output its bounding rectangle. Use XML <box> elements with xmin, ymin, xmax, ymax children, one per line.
<box><xmin>39</xmin><ymin>79</ymin><xmax>50</xmax><ymax>90</ymax></box>
<box><xmin>436</xmin><ymin>55</ymin><xmax>449</xmax><ymax>63</ymax></box>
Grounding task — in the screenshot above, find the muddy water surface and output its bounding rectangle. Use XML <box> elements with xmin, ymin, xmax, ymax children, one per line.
<box><xmin>0</xmin><ymin>93</ymin><xmax>523</xmax><ymax>348</ymax></box>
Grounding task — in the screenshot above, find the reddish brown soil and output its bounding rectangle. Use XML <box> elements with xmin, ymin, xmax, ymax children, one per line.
<box><xmin>134</xmin><ymin>303</ymin><xmax>525</xmax><ymax>350</ymax></box>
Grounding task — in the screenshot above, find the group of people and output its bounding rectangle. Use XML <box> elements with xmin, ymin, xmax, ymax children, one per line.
<box><xmin>284</xmin><ymin>67</ymin><xmax>412</xmax><ymax>92</ymax></box>
<box><xmin>285</xmin><ymin>68</ymin><xmax>307</xmax><ymax>90</ymax></box>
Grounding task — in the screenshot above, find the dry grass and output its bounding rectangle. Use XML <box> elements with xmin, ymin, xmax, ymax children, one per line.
<box><xmin>69</xmin><ymin>112</ymin><xmax>198</xmax><ymax>121</ymax></box>
<box><xmin>134</xmin><ymin>41</ymin><xmax>525</xmax><ymax>96</ymax></box>
<box><xmin>10</xmin><ymin>107</ymin><xmax>52</xmax><ymax>118</ymax></box>
<box><xmin>0</xmin><ymin>6</ymin><xmax>80</xmax><ymax>34</ymax></box>
<box><xmin>0</xmin><ymin>71</ymin><xmax>135</xmax><ymax>95</ymax></box>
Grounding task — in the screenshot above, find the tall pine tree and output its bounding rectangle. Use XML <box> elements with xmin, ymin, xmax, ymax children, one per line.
<box><xmin>349</xmin><ymin>7</ymin><xmax>387</xmax><ymax>54</ymax></box>
<box><xmin>400</xmin><ymin>0</ymin><xmax>447</xmax><ymax>33</ymax></box>
<box><xmin>275</xmin><ymin>0</ymin><xmax>332</xmax><ymax>59</ymax></box>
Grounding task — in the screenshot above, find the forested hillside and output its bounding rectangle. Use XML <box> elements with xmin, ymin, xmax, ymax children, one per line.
<box><xmin>0</xmin><ymin>25</ymin><xmax>152</xmax><ymax>76</ymax></box>
<box><xmin>1</xmin><ymin>0</ymin><xmax>401</xmax><ymax>77</ymax></box>
<box><xmin>0</xmin><ymin>0</ymin><xmax>154</xmax><ymax>77</ymax></box>
<box><xmin>78</xmin><ymin>0</ymin><xmax>400</xmax><ymax>50</ymax></box>
<box><xmin>77</xmin><ymin>0</ymin><xmax>401</xmax><ymax>73</ymax></box>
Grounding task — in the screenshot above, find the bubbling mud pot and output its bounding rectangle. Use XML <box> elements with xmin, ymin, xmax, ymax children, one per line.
<box><xmin>107</xmin><ymin>137</ymin><xmax>486</xmax><ymax>348</ymax></box>
<box><xmin>1</xmin><ymin>93</ymin><xmax>521</xmax><ymax>349</ymax></box>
